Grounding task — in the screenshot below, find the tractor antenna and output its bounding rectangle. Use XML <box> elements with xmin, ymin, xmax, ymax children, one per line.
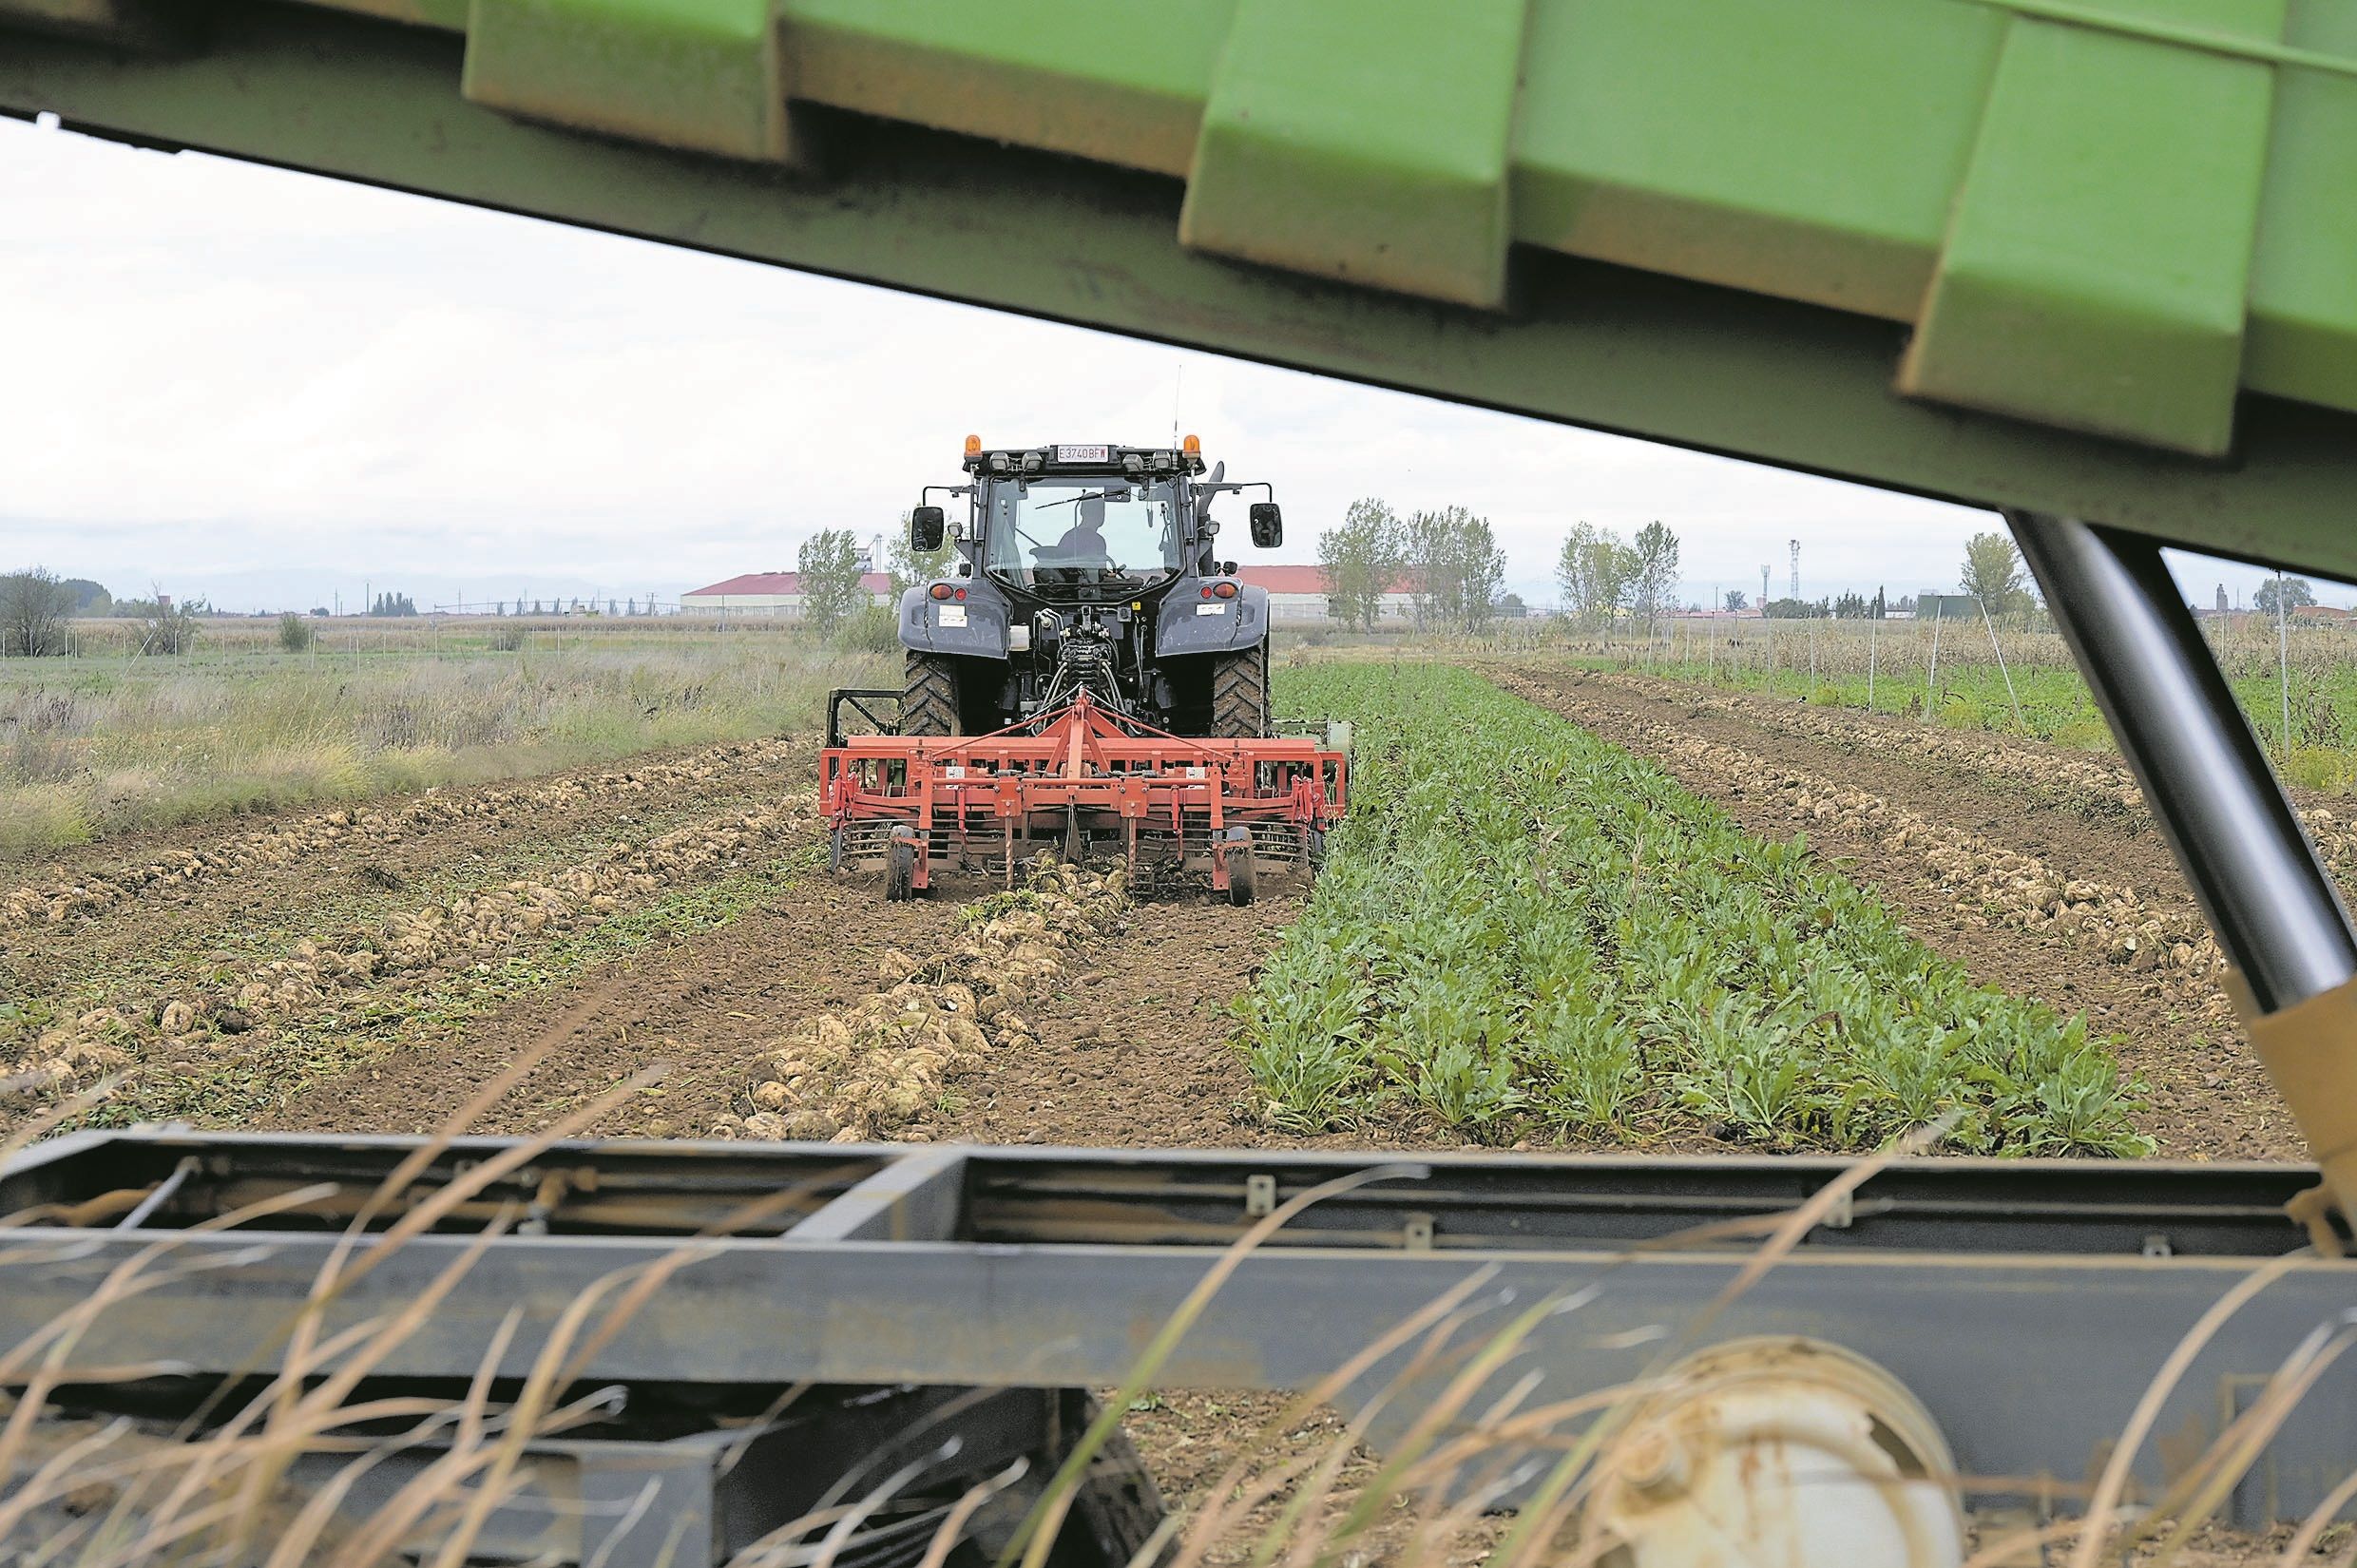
<box><xmin>1172</xmin><ymin>365</ymin><xmax>1183</xmax><ymax>446</ymax></box>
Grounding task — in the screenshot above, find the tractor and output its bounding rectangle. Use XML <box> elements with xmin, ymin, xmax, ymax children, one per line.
<box><xmin>899</xmin><ymin>434</ymin><xmax>1278</xmax><ymax>736</ymax></box>
<box><xmin>821</xmin><ymin>437</ymin><xmax>1347</xmax><ymax>901</ymax></box>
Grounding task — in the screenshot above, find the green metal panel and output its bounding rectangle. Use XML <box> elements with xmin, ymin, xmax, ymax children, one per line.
<box><xmin>10</xmin><ymin>0</ymin><xmax>2357</xmax><ymax>557</ymax></box>
<box><xmin>1512</xmin><ymin>0</ymin><xmax>2004</xmax><ymax>323</ymax></box>
<box><xmin>2243</xmin><ymin>0</ymin><xmax>2357</xmax><ymax>415</ymax></box>
<box><xmin>1180</xmin><ymin>0</ymin><xmax>1528</xmax><ymax>308</ymax></box>
<box><xmin>783</xmin><ymin>0</ymin><xmax>1227</xmax><ymax>179</ymax></box>
<box><xmin>1900</xmin><ymin>1</ymin><xmax>2284</xmax><ymax>454</ymax></box>
<box><xmin>461</xmin><ymin>0</ymin><xmax>789</xmax><ymax>161</ymax></box>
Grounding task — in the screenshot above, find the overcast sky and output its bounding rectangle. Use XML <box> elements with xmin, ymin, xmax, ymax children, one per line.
<box><xmin>0</xmin><ymin>113</ymin><xmax>2323</xmax><ymax>614</ymax></box>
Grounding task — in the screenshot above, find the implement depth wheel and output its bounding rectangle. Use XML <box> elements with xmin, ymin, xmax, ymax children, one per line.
<box><xmin>1224</xmin><ymin>829</ymin><xmax>1256</xmax><ymax>907</ymax></box>
<box><xmin>887</xmin><ymin>833</ymin><xmax>919</xmax><ymax>902</ymax></box>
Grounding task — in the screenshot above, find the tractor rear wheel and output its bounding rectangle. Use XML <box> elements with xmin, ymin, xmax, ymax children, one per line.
<box><xmin>902</xmin><ymin>651</ymin><xmax>962</xmax><ymax>736</ymax></box>
<box><xmin>1209</xmin><ymin>641</ymin><xmax>1269</xmax><ymax>738</ymax></box>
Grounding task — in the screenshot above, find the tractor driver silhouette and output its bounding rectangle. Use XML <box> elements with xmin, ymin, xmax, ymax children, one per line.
<box><xmin>1056</xmin><ymin>495</ymin><xmax>1110</xmax><ymax>563</ymax></box>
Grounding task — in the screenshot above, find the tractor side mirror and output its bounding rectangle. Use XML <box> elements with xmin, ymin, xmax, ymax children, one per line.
<box><xmin>1249</xmin><ymin>502</ymin><xmax>1283</xmax><ymax>548</ymax></box>
<box><xmin>910</xmin><ymin>506</ymin><xmax>946</xmax><ymax>552</ymax></box>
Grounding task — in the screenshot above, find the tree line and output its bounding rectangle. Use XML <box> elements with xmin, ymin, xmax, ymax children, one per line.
<box><xmin>1316</xmin><ymin>499</ymin><xmax>1510</xmax><ymax>633</ymax></box>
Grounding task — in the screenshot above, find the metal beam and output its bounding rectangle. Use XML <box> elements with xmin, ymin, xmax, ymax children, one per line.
<box><xmin>2007</xmin><ymin>510</ymin><xmax>2357</xmax><ymax>1014</ymax></box>
<box><xmin>8</xmin><ymin>1133</ymin><xmax>2357</xmax><ymax>1525</ymax></box>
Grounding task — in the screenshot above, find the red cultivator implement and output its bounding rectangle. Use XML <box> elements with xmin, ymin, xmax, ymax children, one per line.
<box><xmin>821</xmin><ymin>692</ymin><xmax>1347</xmax><ymax>902</ymax></box>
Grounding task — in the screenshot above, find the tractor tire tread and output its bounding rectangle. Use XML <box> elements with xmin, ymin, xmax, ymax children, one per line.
<box><xmin>1209</xmin><ymin>641</ymin><xmax>1269</xmax><ymax>739</ymax></box>
<box><xmin>902</xmin><ymin>652</ymin><xmax>960</xmax><ymax>737</ymax></box>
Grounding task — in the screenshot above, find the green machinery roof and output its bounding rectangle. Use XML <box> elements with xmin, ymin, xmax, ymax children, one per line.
<box><xmin>9</xmin><ymin>0</ymin><xmax>2357</xmax><ymax>573</ymax></box>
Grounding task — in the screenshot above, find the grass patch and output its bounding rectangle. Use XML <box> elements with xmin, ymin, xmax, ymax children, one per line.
<box><xmin>0</xmin><ymin>632</ymin><xmax>888</xmax><ymax>858</ymax></box>
<box><xmin>1236</xmin><ymin>663</ymin><xmax>2151</xmax><ymax>1156</ymax></box>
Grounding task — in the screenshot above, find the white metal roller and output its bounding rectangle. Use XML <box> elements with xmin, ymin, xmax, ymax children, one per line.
<box><xmin>1584</xmin><ymin>1337</ymin><xmax>1964</xmax><ymax>1568</ymax></box>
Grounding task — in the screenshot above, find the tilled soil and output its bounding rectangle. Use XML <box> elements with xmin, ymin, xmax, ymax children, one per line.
<box><xmin>921</xmin><ymin>893</ymin><xmax>1302</xmax><ymax>1147</ymax></box>
<box><xmin>0</xmin><ymin>737</ymin><xmax>834</xmax><ymax>1136</ymax></box>
<box><xmin>275</xmin><ymin>877</ymin><xmax>967</xmax><ymax>1139</ymax></box>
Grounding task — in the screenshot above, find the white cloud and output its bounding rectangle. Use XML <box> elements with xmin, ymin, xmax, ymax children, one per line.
<box><xmin>10</xmin><ymin>114</ymin><xmax>2326</xmax><ymax>617</ymax></box>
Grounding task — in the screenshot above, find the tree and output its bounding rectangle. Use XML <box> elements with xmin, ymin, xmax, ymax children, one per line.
<box><xmin>127</xmin><ymin>587</ymin><xmax>198</xmax><ymax>654</ymax></box>
<box><xmin>1833</xmin><ymin>591</ymin><xmax>1868</xmax><ymax>619</ymax></box>
<box><xmin>1723</xmin><ymin>589</ymin><xmax>1748</xmax><ymax>612</ymax></box>
<box><xmin>277</xmin><ymin>611</ymin><xmax>315</xmax><ymax>652</ymax></box>
<box><xmin>1625</xmin><ymin>521</ymin><xmax>1681</xmax><ymax>630</ymax></box>
<box><xmin>1556</xmin><ymin>522</ymin><xmax>1634</xmax><ymax>629</ymax></box>
<box><xmin>1498</xmin><ymin>592</ymin><xmax>1528</xmax><ymax>619</ymax></box>
<box><xmin>798</xmin><ymin>527</ymin><xmax>869</xmax><ymax>636</ymax></box>
<box><xmin>1406</xmin><ymin>506</ymin><xmax>1505</xmax><ymax>633</ymax></box>
<box><xmin>0</xmin><ymin>567</ymin><xmax>75</xmax><ymax>657</ymax></box>
<box><xmin>1317</xmin><ymin>498</ymin><xmax>1407</xmax><ymax>631</ymax></box>
<box><xmin>1961</xmin><ymin>531</ymin><xmax>2029</xmax><ymax>617</ymax></box>
<box><xmin>371</xmin><ymin>591</ymin><xmax>418</xmax><ymax>617</ymax></box>
<box><xmin>2255</xmin><ymin>576</ymin><xmax>2319</xmax><ymax>617</ymax></box>
<box><xmin>1872</xmin><ymin>587</ymin><xmax>1887</xmax><ymax>619</ymax></box>
<box><xmin>887</xmin><ymin>511</ymin><xmax>956</xmax><ymax>592</ymax></box>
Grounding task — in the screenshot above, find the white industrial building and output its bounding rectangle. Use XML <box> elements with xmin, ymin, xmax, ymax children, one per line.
<box><xmin>1239</xmin><ymin>565</ymin><xmax>1417</xmax><ymax>623</ymax></box>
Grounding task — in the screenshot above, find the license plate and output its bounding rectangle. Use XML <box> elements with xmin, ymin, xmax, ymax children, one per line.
<box><xmin>940</xmin><ymin>605</ymin><xmax>968</xmax><ymax>627</ymax></box>
<box><xmin>1055</xmin><ymin>445</ymin><xmax>1111</xmax><ymax>463</ymax></box>
<box><xmin>1195</xmin><ymin>602</ymin><xmax>1226</xmax><ymax>616</ymax></box>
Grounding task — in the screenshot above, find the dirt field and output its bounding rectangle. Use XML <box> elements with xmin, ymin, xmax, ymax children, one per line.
<box><xmin>0</xmin><ymin>660</ymin><xmax>2307</xmax><ymax>1558</ymax></box>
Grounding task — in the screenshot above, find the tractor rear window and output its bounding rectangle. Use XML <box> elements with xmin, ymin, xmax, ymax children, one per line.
<box><xmin>986</xmin><ymin>477</ymin><xmax>1181</xmax><ymax>586</ymax></box>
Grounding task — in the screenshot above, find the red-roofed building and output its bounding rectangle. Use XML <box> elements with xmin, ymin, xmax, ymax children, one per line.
<box><xmin>1238</xmin><ymin>565</ymin><xmax>1417</xmax><ymax>622</ymax></box>
<box><xmin>681</xmin><ymin>570</ymin><xmax>895</xmax><ymax>616</ymax></box>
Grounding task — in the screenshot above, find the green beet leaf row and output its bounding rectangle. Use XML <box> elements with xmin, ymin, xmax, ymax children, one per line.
<box><xmin>1235</xmin><ymin>663</ymin><xmax>2152</xmax><ymax>1157</ymax></box>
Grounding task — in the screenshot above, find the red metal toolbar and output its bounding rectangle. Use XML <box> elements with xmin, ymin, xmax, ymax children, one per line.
<box><xmin>821</xmin><ymin>694</ymin><xmax>1347</xmax><ymax>895</ymax></box>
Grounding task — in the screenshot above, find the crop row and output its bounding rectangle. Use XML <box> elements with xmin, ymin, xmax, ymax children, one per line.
<box><xmin>1234</xmin><ymin>663</ymin><xmax>2151</xmax><ymax>1155</ymax></box>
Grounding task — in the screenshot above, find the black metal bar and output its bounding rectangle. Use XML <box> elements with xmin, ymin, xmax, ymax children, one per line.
<box><xmin>826</xmin><ymin>687</ymin><xmax>904</xmax><ymax>747</ymax></box>
<box><xmin>2004</xmin><ymin>510</ymin><xmax>2357</xmax><ymax>1013</ymax></box>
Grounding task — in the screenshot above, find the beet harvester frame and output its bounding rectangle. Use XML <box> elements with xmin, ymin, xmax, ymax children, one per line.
<box><xmin>821</xmin><ymin>689</ymin><xmax>1347</xmax><ymax>902</ymax></box>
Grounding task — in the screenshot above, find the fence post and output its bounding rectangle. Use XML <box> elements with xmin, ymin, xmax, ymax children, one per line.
<box><xmin>2279</xmin><ymin>572</ymin><xmax>2292</xmax><ymax>762</ymax></box>
<box><xmin>1809</xmin><ymin>613</ymin><xmax>1818</xmax><ymax>689</ymax></box>
<box><xmin>1979</xmin><ymin>597</ymin><xmax>2024</xmax><ymax>733</ymax></box>
<box><xmin>1926</xmin><ymin>602</ymin><xmax>1943</xmax><ymax>718</ymax></box>
<box><xmin>1868</xmin><ymin>615</ymin><xmax>1878</xmax><ymax>711</ymax></box>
